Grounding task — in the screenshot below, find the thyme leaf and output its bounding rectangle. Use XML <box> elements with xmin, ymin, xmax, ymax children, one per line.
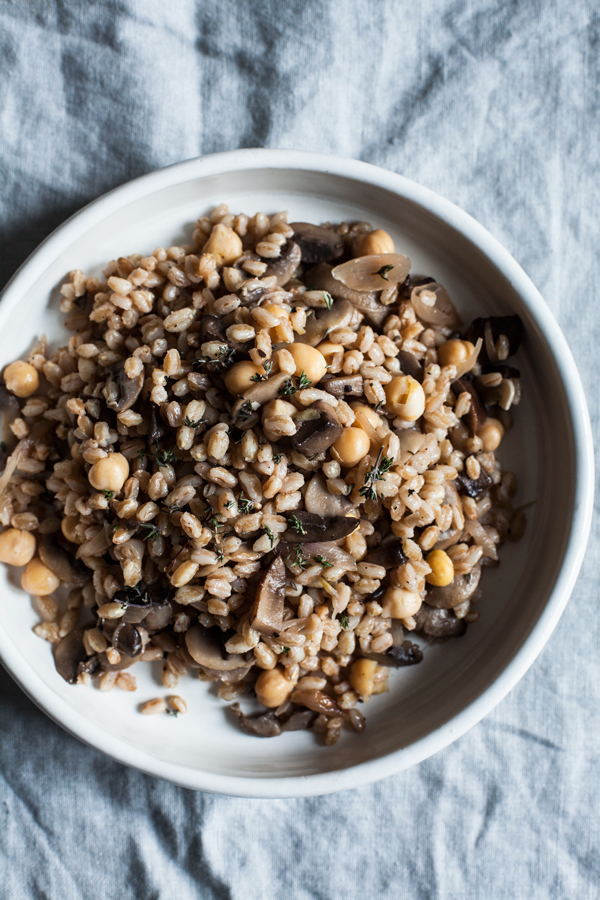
<box><xmin>288</xmin><ymin>514</ymin><xmax>307</xmax><ymax>536</ymax></box>
<box><xmin>359</xmin><ymin>447</ymin><xmax>394</xmax><ymax>501</ymax></box>
<box><xmin>337</xmin><ymin>611</ymin><xmax>350</xmax><ymax>629</ymax></box>
<box><xmin>377</xmin><ymin>264</ymin><xmax>394</xmax><ymax>281</ymax></box>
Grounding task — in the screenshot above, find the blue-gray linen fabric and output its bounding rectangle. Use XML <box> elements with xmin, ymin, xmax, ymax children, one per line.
<box><xmin>1</xmin><ymin>1</ymin><xmax>599</xmax><ymax>898</ymax></box>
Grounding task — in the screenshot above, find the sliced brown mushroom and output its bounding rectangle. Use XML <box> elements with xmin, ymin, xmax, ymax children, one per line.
<box><xmin>54</xmin><ymin>628</ymin><xmax>87</xmax><ymax>684</ymax></box>
<box><xmin>319</xmin><ymin>374</ymin><xmax>364</xmax><ymax>398</ymax></box>
<box><xmin>304</xmin><ymin>471</ymin><xmax>355</xmax><ymax>517</ymax></box>
<box><xmin>297</xmin><ymin>298</ymin><xmax>356</xmax><ymax>347</ymax></box>
<box><xmin>425</xmin><ymin>565</ymin><xmax>482</xmax><ymax>609</ymax></box>
<box><xmin>398</xmin><ymin>350</ymin><xmax>424</xmax><ymax>383</ymax></box>
<box><xmin>306</xmin><ymin>263</ymin><xmax>388</xmax><ymax>327</ymax></box>
<box><xmin>250</xmin><ymin>555</ymin><xmax>285</xmax><ymax>636</ymax></box>
<box><xmin>199</xmin><ymin>314</ymin><xmax>227</xmax><ymax>343</ymax></box>
<box><xmin>455</xmin><ymin>467</ymin><xmax>493</xmax><ymax>498</ymax></box>
<box><xmin>465</xmin><ymin>315</ymin><xmax>523</xmax><ymax>363</ymax></box>
<box><xmin>264</xmin><ymin>241</ymin><xmax>302</xmax><ymax>286</ymax></box>
<box><xmin>230</xmin><ymin>703</ymin><xmax>282</xmax><ymax>737</ymax></box>
<box><xmin>281</xmin><ymin>708</ymin><xmax>317</xmax><ymax>731</ymax></box>
<box><xmin>242</xmin><ymin>371</ymin><xmax>291</xmax><ymax>405</ymax></box>
<box><xmin>39</xmin><ymin>534</ymin><xmax>90</xmax><ymax>586</ymax></box>
<box><xmin>414</xmin><ymin>606</ymin><xmax>467</xmax><ymax>639</ymax></box>
<box><xmin>143</xmin><ymin>601</ymin><xmax>174</xmax><ymax>633</ymax></box>
<box><xmin>282</xmin><ymin>510</ymin><xmax>358</xmax><ymax>544</ymax></box>
<box><xmin>113</xmin><ymin>622</ymin><xmax>144</xmax><ymax>658</ymax></box>
<box><xmin>291</xmin><ymin>400</ymin><xmax>343</xmax><ymax>457</ymax></box>
<box><xmin>201</xmin><ymin>665</ymin><xmax>252</xmax><ymax>682</ymax></box>
<box><xmin>454</xmin><ymin>376</ymin><xmax>487</xmax><ymax>435</ymax></box>
<box><xmin>279</xmin><ymin>541</ymin><xmax>357</xmax><ymax>572</ymax></box>
<box><xmin>185</xmin><ymin>624</ymin><xmax>247</xmax><ymax>671</ymax></box>
<box><xmin>103</xmin><ymin>361</ymin><xmax>144</xmax><ymax>413</ymax></box>
<box><xmin>364</xmin><ymin>539</ymin><xmax>407</xmax><ymax>569</ymax></box>
<box><xmin>290</xmin><ymin>222</ymin><xmax>344</xmax><ymax>264</ymax></box>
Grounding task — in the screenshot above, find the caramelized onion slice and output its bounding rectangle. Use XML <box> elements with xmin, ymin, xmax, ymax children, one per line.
<box><xmin>411</xmin><ymin>283</ymin><xmax>462</xmax><ymax>328</ymax></box>
<box><xmin>454</xmin><ymin>338</ymin><xmax>483</xmax><ymax>380</ymax></box>
<box><xmin>332</xmin><ymin>253</ymin><xmax>411</xmax><ymax>292</ymax></box>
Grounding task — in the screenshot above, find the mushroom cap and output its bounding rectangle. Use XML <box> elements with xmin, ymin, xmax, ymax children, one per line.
<box><xmin>54</xmin><ymin>628</ymin><xmax>87</xmax><ymax>684</ymax></box>
<box><xmin>424</xmin><ymin>565</ymin><xmax>482</xmax><ymax>609</ymax></box>
<box><xmin>39</xmin><ymin>534</ymin><xmax>90</xmax><ymax>586</ymax></box>
<box><xmin>304</xmin><ymin>471</ymin><xmax>354</xmax><ymax>518</ymax></box>
<box><xmin>289</xmin><ymin>222</ymin><xmax>344</xmax><ymax>264</ymax></box>
<box><xmin>185</xmin><ymin>625</ymin><xmax>247</xmax><ymax>671</ymax></box>
<box><xmin>250</xmin><ymin>555</ymin><xmax>286</xmax><ymax>636</ymax></box>
<box><xmin>291</xmin><ymin>400</ymin><xmax>343</xmax><ymax>457</ymax></box>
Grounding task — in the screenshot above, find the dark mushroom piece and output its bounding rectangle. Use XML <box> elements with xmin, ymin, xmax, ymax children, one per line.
<box><xmin>464</xmin><ymin>315</ymin><xmax>524</xmax><ymax>363</ymax></box>
<box><xmin>250</xmin><ymin>555</ymin><xmax>286</xmax><ymax>636</ymax></box>
<box><xmin>319</xmin><ymin>374</ymin><xmax>364</xmax><ymax>398</ymax></box>
<box><xmin>364</xmin><ymin>538</ymin><xmax>407</xmax><ymax>569</ymax></box>
<box><xmin>414</xmin><ymin>606</ymin><xmax>467</xmax><ymax>639</ymax></box>
<box><xmin>278</xmin><ymin>541</ymin><xmax>357</xmax><ymax>572</ymax></box>
<box><xmin>398</xmin><ymin>350</ymin><xmax>424</xmax><ymax>383</ymax></box>
<box><xmin>290</xmin><ymin>222</ymin><xmax>344</xmax><ymax>264</ymax></box>
<box><xmin>306</xmin><ymin>262</ymin><xmax>387</xmax><ymax>327</ymax></box>
<box><xmin>283</xmin><ymin>510</ymin><xmax>358</xmax><ymax>544</ymax></box>
<box><xmin>291</xmin><ymin>400</ymin><xmax>343</xmax><ymax>457</ymax></box>
<box><xmin>199</xmin><ymin>314</ymin><xmax>227</xmax><ymax>343</ymax></box>
<box><xmin>113</xmin><ymin>622</ymin><xmax>144</xmax><ymax>658</ymax></box>
<box><xmin>239</xmin><ymin>281</ymin><xmax>266</xmax><ymax>305</ymax></box>
<box><xmin>185</xmin><ymin>624</ymin><xmax>247</xmax><ymax>673</ymax></box>
<box><xmin>264</xmin><ymin>241</ymin><xmax>302</xmax><ymax>287</ymax></box>
<box><xmin>304</xmin><ymin>471</ymin><xmax>354</xmax><ymax>517</ymax></box>
<box><xmin>454</xmin><ymin>376</ymin><xmax>487</xmax><ymax>435</ymax></box>
<box><xmin>242</xmin><ymin>371</ymin><xmax>291</xmax><ymax>406</ymax></box>
<box><xmin>103</xmin><ymin>361</ymin><xmax>144</xmax><ymax>413</ymax></box>
<box><xmin>143</xmin><ymin>601</ymin><xmax>174</xmax><ymax>632</ymax></box>
<box><xmin>54</xmin><ymin>628</ymin><xmax>87</xmax><ymax>684</ymax></box>
<box><xmin>455</xmin><ymin>467</ymin><xmax>493</xmax><ymax>498</ymax></box>
<box><xmin>425</xmin><ymin>565</ymin><xmax>482</xmax><ymax>609</ymax></box>
<box><xmin>297</xmin><ymin>298</ymin><xmax>356</xmax><ymax>347</ymax></box>
<box><xmin>280</xmin><ymin>708</ymin><xmax>317</xmax><ymax>732</ymax></box>
<box><xmin>230</xmin><ymin>703</ymin><xmax>282</xmax><ymax>737</ymax></box>
<box><xmin>39</xmin><ymin>534</ymin><xmax>90</xmax><ymax>586</ymax></box>
<box><xmin>0</xmin><ymin>385</ymin><xmax>21</xmax><ymax>430</ymax></box>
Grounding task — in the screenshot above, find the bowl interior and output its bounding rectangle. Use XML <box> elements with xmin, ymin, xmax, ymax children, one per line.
<box><xmin>0</xmin><ymin>160</ymin><xmax>579</xmax><ymax>792</ymax></box>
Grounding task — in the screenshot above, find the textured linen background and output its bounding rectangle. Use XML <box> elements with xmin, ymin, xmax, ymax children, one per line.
<box><xmin>1</xmin><ymin>1</ymin><xmax>599</xmax><ymax>898</ymax></box>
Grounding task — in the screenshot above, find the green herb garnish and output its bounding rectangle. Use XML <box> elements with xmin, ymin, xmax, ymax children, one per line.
<box><xmin>337</xmin><ymin>611</ymin><xmax>350</xmax><ymax>629</ymax></box>
<box><xmin>282</xmin><ymin>647</ymin><xmax>290</xmax><ymax>655</ymax></box>
<box><xmin>183</xmin><ymin>416</ymin><xmax>202</xmax><ymax>428</ymax></box>
<box><xmin>288</xmin><ymin>514</ymin><xmax>306</xmax><ymax>536</ymax></box>
<box><xmin>166</xmin><ymin>709</ymin><xmax>179</xmax><ymax>718</ymax></box>
<box><xmin>312</xmin><ymin>555</ymin><xmax>333</xmax><ymax>569</ymax></box>
<box><xmin>288</xmin><ymin>545</ymin><xmax>308</xmax><ymax>570</ymax></box>
<box><xmin>264</xmin><ymin>525</ymin><xmax>276</xmax><ymax>547</ymax></box>
<box><xmin>323</xmin><ymin>291</ymin><xmax>333</xmax><ymax>310</ymax></box>
<box><xmin>154</xmin><ymin>442</ymin><xmax>177</xmax><ymax>467</ymax></box>
<box><xmin>193</xmin><ymin>345</ymin><xmax>237</xmax><ymax>372</ymax></box>
<box><xmin>359</xmin><ymin>447</ymin><xmax>394</xmax><ymax>501</ymax></box>
<box><xmin>201</xmin><ymin>506</ymin><xmax>223</xmax><ymax>532</ymax></box>
<box><xmin>237</xmin><ymin>494</ymin><xmax>254</xmax><ymax>515</ymax></box>
<box><xmin>273</xmin><ymin>454</ymin><xmax>282</xmax><ymax>464</ymax></box>
<box><xmin>278</xmin><ymin>370</ymin><xmax>311</xmax><ymax>398</ymax></box>
<box><xmin>376</xmin><ymin>264</ymin><xmax>394</xmax><ymax>281</ymax></box>
<box><xmin>237</xmin><ymin>401</ymin><xmax>255</xmax><ymax>423</ymax></box>
<box><xmin>140</xmin><ymin>523</ymin><xmax>162</xmax><ymax>541</ymax></box>
<box><xmin>224</xmin><ymin>499</ymin><xmax>235</xmax><ymax>509</ymax></box>
<box><xmin>374</xmin><ymin>400</ymin><xmax>384</xmax><ymax>413</ymax></box>
<box><xmin>250</xmin><ymin>360</ymin><xmax>273</xmax><ymax>383</ymax></box>
<box><xmin>102</xmin><ymin>490</ymin><xmax>114</xmax><ymax>500</ymax></box>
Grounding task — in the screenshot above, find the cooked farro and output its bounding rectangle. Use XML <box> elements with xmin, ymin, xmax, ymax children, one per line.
<box><xmin>0</xmin><ymin>207</ymin><xmax>525</xmax><ymax>743</ymax></box>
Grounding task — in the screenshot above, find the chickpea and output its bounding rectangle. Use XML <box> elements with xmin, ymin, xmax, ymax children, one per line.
<box><xmin>4</xmin><ymin>360</ymin><xmax>39</xmax><ymax>398</ymax></box>
<box><xmin>331</xmin><ymin>427</ymin><xmax>371</xmax><ymax>468</ymax></box>
<box><xmin>477</xmin><ymin>417</ymin><xmax>505</xmax><ymax>452</ymax></box>
<box><xmin>203</xmin><ymin>224</ymin><xmax>243</xmax><ymax>268</ymax></box>
<box><xmin>437</xmin><ymin>339</ymin><xmax>475</xmax><ymax>368</ymax></box>
<box><xmin>425</xmin><ymin>549</ymin><xmax>454</xmax><ymax>587</ymax></box>
<box><xmin>352</xmin><ymin>404</ymin><xmax>384</xmax><ymax>442</ymax></box>
<box><xmin>88</xmin><ymin>452</ymin><xmax>129</xmax><ymax>493</ymax></box>
<box><xmin>224</xmin><ymin>360</ymin><xmax>268</xmax><ymax>396</ymax></box>
<box><xmin>255</xmin><ymin>666</ymin><xmax>293</xmax><ymax>708</ymax></box>
<box><xmin>21</xmin><ymin>557</ymin><xmax>60</xmax><ymax>596</ymax></box>
<box><xmin>384</xmin><ymin>375</ymin><xmax>425</xmax><ymax>421</ymax></box>
<box><xmin>61</xmin><ymin>516</ymin><xmax>82</xmax><ymax>545</ymax></box>
<box><xmin>349</xmin><ymin>658</ymin><xmax>378</xmax><ymax>699</ymax></box>
<box><xmin>316</xmin><ymin>340</ymin><xmax>344</xmax><ymax>365</ymax></box>
<box><xmin>0</xmin><ymin>528</ymin><xmax>36</xmax><ymax>567</ymax></box>
<box><xmin>382</xmin><ymin>587</ymin><xmax>422</xmax><ymax>619</ymax></box>
<box><xmin>287</xmin><ymin>343</ymin><xmax>327</xmax><ymax>385</ymax></box>
<box><xmin>356</xmin><ymin>229</ymin><xmax>395</xmax><ymax>256</ymax></box>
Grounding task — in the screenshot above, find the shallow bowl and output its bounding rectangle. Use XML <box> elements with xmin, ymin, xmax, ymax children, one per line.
<box><xmin>0</xmin><ymin>150</ymin><xmax>593</xmax><ymax>797</ymax></box>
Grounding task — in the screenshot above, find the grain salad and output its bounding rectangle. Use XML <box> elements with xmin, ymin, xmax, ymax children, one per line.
<box><xmin>0</xmin><ymin>205</ymin><xmax>525</xmax><ymax>744</ymax></box>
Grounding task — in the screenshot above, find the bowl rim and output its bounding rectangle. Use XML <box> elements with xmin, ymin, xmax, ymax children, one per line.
<box><xmin>0</xmin><ymin>148</ymin><xmax>594</xmax><ymax>797</ymax></box>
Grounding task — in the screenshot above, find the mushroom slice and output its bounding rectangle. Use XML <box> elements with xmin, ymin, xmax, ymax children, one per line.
<box><xmin>411</xmin><ymin>283</ymin><xmax>462</xmax><ymax>329</ymax></box>
<box><xmin>264</xmin><ymin>241</ymin><xmax>302</xmax><ymax>286</ymax></box>
<box><xmin>283</xmin><ymin>510</ymin><xmax>358</xmax><ymax>544</ymax></box>
<box><xmin>304</xmin><ymin>471</ymin><xmax>355</xmax><ymax>517</ymax></box>
<box><xmin>199</xmin><ymin>314</ymin><xmax>227</xmax><ymax>343</ymax></box>
<box><xmin>455</xmin><ymin>468</ymin><xmax>493</xmax><ymax>498</ymax></box>
<box><xmin>425</xmin><ymin>565</ymin><xmax>482</xmax><ymax>609</ymax></box>
<box><xmin>414</xmin><ymin>606</ymin><xmax>467</xmax><ymax>639</ymax></box>
<box><xmin>465</xmin><ymin>314</ymin><xmax>524</xmax><ymax>363</ymax></box>
<box><xmin>364</xmin><ymin>539</ymin><xmax>407</xmax><ymax>569</ymax></box>
<box><xmin>298</xmin><ymin>297</ymin><xmax>356</xmax><ymax>347</ymax></box>
<box><xmin>454</xmin><ymin>376</ymin><xmax>487</xmax><ymax>435</ymax></box>
<box><xmin>398</xmin><ymin>350</ymin><xmax>424</xmax><ymax>383</ymax></box>
<box><xmin>39</xmin><ymin>534</ymin><xmax>90</xmax><ymax>586</ymax></box>
<box><xmin>114</xmin><ymin>622</ymin><xmax>144</xmax><ymax>658</ymax></box>
<box><xmin>242</xmin><ymin>372</ymin><xmax>291</xmax><ymax>406</ymax></box>
<box><xmin>290</xmin><ymin>222</ymin><xmax>344</xmax><ymax>264</ymax></box>
<box><xmin>231</xmin><ymin>703</ymin><xmax>282</xmax><ymax>737</ymax></box>
<box><xmin>305</xmin><ymin>263</ymin><xmax>387</xmax><ymax>328</ymax></box>
<box><xmin>291</xmin><ymin>400</ymin><xmax>343</xmax><ymax>457</ymax></box>
<box><xmin>250</xmin><ymin>555</ymin><xmax>286</xmax><ymax>636</ymax></box>
<box><xmin>332</xmin><ymin>253</ymin><xmax>411</xmax><ymax>292</ymax></box>
<box><xmin>185</xmin><ymin>624</ymin><xmax>247</xmax><ymax>671</ymax></box>
<box><xmin>103</xmin><ymin>361</ymin><xmax>144</xmax><ymax>413</ymax></box>
<box><xmin>320</xmin><ymin>374</ymin><xmax>364</xmax><ymax>398</ymax></box>
<box><xmin>54</xmin><ymin>628</ymin><xmax>87</xmax><ymax>684</ymax></box>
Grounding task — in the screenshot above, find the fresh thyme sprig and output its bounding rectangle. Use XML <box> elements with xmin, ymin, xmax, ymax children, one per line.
<box><xmin>278</xmin><ymin>371</ymin><xmax>311</xmax><ymax>398</ymax></box>
<box><xmin>153</xmin><ymin>442</ymin><xmax>177</xmax><ymax>467</ymax></box>
<box><xmin>264</xmin><ymin>525</ymin><xmax>276</xmax><ymax>547</ymax></box>
<box><xmin>182</xmin><ymin>416</ymin><xmax>202</xmax><ymax>428</ymax></box>
<box><xmin>193</xmin><ymin>345</ymin><xmax>237</xmax><ymax>372</ymax></box>
<box><xmin>237</xmin><ymin>493</ymin><xmax>254</xmax><ymax>515</ymax></box>
<box><xmin>376</xmin><ymin>264</ymin><xmax>394</xmax><ymax>281</ymax></box>
<box><xmin>312</xmin><ymin>555</ymin><xmax>333</xmax><ymax>569</ymax></box>
<box><xmin>337</xmin><ymin>611</ymin><xmax>350</xmax><ymax>629</ymax></box>
<box><xmin>288</xmin><ymin>514</ymin><xmax>307</xmax><ymax>536</ymax></box>
<box><xmin>359</xmin><ymin>447</ymin><xmax>394</xmax><ymax>501</ymax></box>
<box><xmin>287</xmin><ymin>545</ymin><xmax>308</xmax><ymax>570</ymax></box>
<box><xmin>323</xmin><ymin>291</ymin><xmax>333</xmax><ymax>310</ymax></box>
<box><xmin>140</xmin><ymin>523</ymin><xmax>162</xmax><ymax>541</ymax></box>
<box><xmin>201</xmin><ymin>506</ymin><xmax>223</xmax><ymax>532</ymax></box>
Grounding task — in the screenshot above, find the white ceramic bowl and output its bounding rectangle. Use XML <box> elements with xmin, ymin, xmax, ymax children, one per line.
<box><xmin>0</xmin><ymin>150</ymin><xmax>593</xmax><ymax>797</ymax></box>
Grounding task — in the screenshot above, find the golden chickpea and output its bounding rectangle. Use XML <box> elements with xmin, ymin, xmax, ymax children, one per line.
<box><xmin>316</xmin><ymin>340</ymin><xmax>344</xmax><ymax>366</ymax></box>
<box><xmin>203</xmin><ymin>224</ymin><xmax>243</xmax><ymax>268</ymax></box>
<box><xmin>287</xmin><ymin>343</ymin><xmax>327</xmax><ymax>385</ymax></box>
<box><xmin>382</xmin><ymin>587</ymin><xmax>422</xmax><ymax>619</ymax></box>
<box><xmin>224</xmin><ymin>360</ymin><xmax>268</xmax><ymax>396</ymax></box>
<box><xmin>0</xmin><ymin>528</ymin><xmax>36</xmax><ymax>567</ymax></box>
<box><xmin>21</xmin><ymin>557</ymin><xmax>60</xmax><ymax>596</ymax></box>
<box><xmin>385</xmin><ymin>375</ymin><xmax>425</xmax><ymax>421</ymax></box>
<box><xmin>349</xmin><ymin>658</ymin><xmax>378</xmax><ymax>699</ymax></box>
<box><xmin>425</xmin><ymin>549</ymin><xmax>455</xmax><ymax>587</ymax></box>
<box><xmin>437</xmin><ymin>339</ymin><xmax>475</xmax><ymax>368</ymax></box>
<box><xmin>356</xmin><ymin>229</ymin><xmax>395</xmax><ymax>256</ymax></box>
<box><xmin>352</xmin><ymin>404</ymin><xmax>384</xmax><ymax>442</ymax></box>
<box><xmin>255</xmin><ymin>666</ymin><xmax>293</xmax><ymax>708</ymax></box>
<box><xmin>331</xmin><ymin>427</ymin><xmax>371</xmax><ymax>468</ymax></box>
<box><xmin>477</xmin><ymin>417</ymin><xmax>505</xmax><ymax>452</ymax></box>
<box><xmin>88</xmin><ymin>452</ymin><xmax>130</xmax><ymax>493</ymax></box>
<box><xmin>4</xmin><ymin>360</ymin><xmax>39</xmax><ymax>398</ymax></box>
<box><xmin>61</xmin><ymin>516</ymin><xmax>82</xmax><ymax>545</ymax></box>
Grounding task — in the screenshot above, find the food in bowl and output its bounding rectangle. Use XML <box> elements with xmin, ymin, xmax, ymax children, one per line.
<box><xmin>0</xmin><ymin>204</ymin><xmax>525</xmax><ymax>744</ymax></box>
